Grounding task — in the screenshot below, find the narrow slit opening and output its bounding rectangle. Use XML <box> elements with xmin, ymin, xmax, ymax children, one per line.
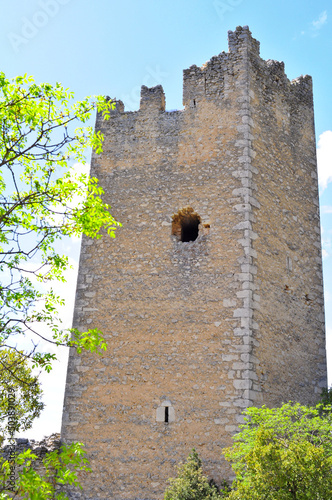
<box><xmin>165</xmin><ymin>406</ymin><xmax>169</xmax><ymax>423</ymax></box>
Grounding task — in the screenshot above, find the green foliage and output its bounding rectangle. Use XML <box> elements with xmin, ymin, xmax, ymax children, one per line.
<box><xmin>0</xmin><ymin>72</ymin><xmax>121</xmax><ymax>373</ymax></box>
<box><xmin>319</xmin><ymin>386</ymin><xmax>332</xmax><ymax>406</ymax></box>
<box><xmin>0</xmin><ymin>441</ymin><xmax>90</xmax><ymax>499</ymax></box>
<box><xmin>0</xmin><ymin>349</ymin><xmax>43</xmax><ymax>438</ymax></box>
<box><xmin>0</xmin><ymin>72</ymin><xmax>120</xmax><ymax>498</ymax></box>
<box><xmin>164</xmin><ymin>449</ymin><xmax>226</xmax><ymax>500</ymax></box>
<box><xmin>223</xmin><ymin>402</ymin><xmax>332</xmax><ymax>499</ymax></box>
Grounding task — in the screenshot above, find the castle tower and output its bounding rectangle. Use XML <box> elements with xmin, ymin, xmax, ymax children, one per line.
<box><xmin>61</xmin><ymin>26</ymin><xmax>327</xmax><ymax>499</ymax></box>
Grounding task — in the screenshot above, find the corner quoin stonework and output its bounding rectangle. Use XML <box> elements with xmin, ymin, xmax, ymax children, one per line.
<box><xmin>61</xmin><ymin>26</ymin><xmax>327</xmax><ymax>500</ymax></box>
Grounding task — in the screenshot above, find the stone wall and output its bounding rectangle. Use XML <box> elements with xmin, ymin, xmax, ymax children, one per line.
<box><xmin>248</xmin><ymin>51</ymin><xmax>326</xmax><ymax>406</ymax></box>
<box><xmin>1</xmin><ymin>433</ymin><xmax>61</xmax><ymax>460</ymax></box>
<box><xmin>61</xmin><ymin>26</ymin><xmax>327</xmax><ymax>500</ymax></box>
<box><xmin>1</xmin><ymin>434</ymin><xmax>61</xmax><ymax>496</ymax></box>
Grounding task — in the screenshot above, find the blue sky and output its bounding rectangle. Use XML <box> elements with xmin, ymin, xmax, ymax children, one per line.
<box><xmin>1</xmin><ymin>0</ymin><xmax>331</xmax><ymax>439</ymax></box>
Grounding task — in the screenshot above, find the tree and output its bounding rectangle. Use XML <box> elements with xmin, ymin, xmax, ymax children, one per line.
<box><xmin>0</xmin><ymin>441</ymin><xmax>91</xmax><ymax>500</ymax></box>
<box><xmin>0</xmin><ymin>72</ymin><xmax>119</xmax><ymax>496</ymax></box>
<box><xmin>0</xmin><ymin>72</ymin><xmax>119</xmax><ymax>372</ymax></box>
<box><xmin>0</xmin><ymin>349</ymin><xmax>43</xmax><ymax>441</ymax></box>
<box><xmin>223</xmin><ymin>402</ymin><xmax>332</xmax><ymax>499</ymax></box>
<box><xmin>164</xmin><ymin>449</ymin><xmax>227</xmax><ymax>500</ymax></box>
<box><xmin>319</xmin><ymin>386</ymin><xmax>332</xmax><ymax>407</ymax></box>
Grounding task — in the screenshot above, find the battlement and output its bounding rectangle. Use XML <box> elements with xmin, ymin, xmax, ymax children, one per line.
<box><xmin>228</xmin><ymin>25</ymin><xmax>260</xmax><ymax>55</ymax></box>
<box><xmin>183</xmin><ymin>26</ymin><xmax>260</xmax><ymax>107</ymax></box>
<box><xmin>102</xmin><ymin>26</ymin><xmax>313</xmax><ymax>118</ymax></box>
<box><xmin>110</xmin><ymin>99</ymin><xmax>125</xmax><ymax>113</ymax></box>
<box><xmin>290</xmin><ymin>74</ymin><xmax>313</xmax><ymax>106</ymax></box>
<box><xmin>266</xmin><ymin>59</ymin><xmax>287</xmax><ymax>83</ymax></box>
<box><xmin>140</xmin><ymin>84</ymin><xmax>165</xmax><ymax>112</ymax></box>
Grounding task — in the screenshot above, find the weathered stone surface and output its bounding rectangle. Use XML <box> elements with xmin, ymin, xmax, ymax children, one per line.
<box><xmin>1</xmin><ymin>434</ymin><xmax>61</xmax><ymax>490</ymax></box>
<box><xmin>1</xmin><ymin>434</ymin><xmax>61</xmax><ymax>460</ymax></box>
<box><xmin>61</xmin><ymin>25</ymin><xmax>327</xmax><ymax>500</ymax></box>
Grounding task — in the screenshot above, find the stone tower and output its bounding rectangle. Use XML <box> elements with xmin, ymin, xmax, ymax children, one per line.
<box><xmin>61</xmin><ymin>26</ymin><xmax>327</xmax><ymax>499</ymax></box>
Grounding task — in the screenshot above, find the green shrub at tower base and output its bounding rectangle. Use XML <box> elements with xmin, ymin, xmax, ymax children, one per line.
<box><xmin>164</xmin><ymin>449</ymin><xmax>230</xmax><ymax>500</ymax></box>
<box><xmin>223</xmin><ymin>402</ymin><xmax>332</xmax><ymax>500</ymax></box>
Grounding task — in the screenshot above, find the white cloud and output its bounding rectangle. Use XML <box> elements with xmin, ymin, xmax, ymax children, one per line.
<box><xmin>317</xmin><ymin>131</ymin><xmax>332</xmax><ymax>191</ymax></box>
<box><xmin>16</xmin><ymin>257</ymin><xmax>79</xmax><ymax>441</ymax></box>
<box><xmin>312</xmin><ymin>10</ymin><xmax>328</xmax><ymax>31</ymax></box>
<box><xmin>69</xmin><ymin>161</ymin><xmax>90</xmax><ymax>180</ymax></box>
<box><xmin>9</xmin><ymin>162</ymin><xmax>91</xmax><ymax>441</ymax></box>
<box><xmin>321</xmin><ymin>206</ymin><xmax>332</xmax><ymax>214</ymax></box>
<box><xmin>322</xmin><ymin>240</ymin><xmax>331</xmax><ymax>261</ymax></box>
<box><xmin>321</xmin><ymin>225</ymin><xmax>331</xmax><ymax>260</ymax></box>
<box><xmin>16</xmin><ymin>346</ymin><xmax>69</xmax><ymax>441</ymax></box>
<box><xmin>300</xmin><ymin>10</ymin><xmax>328</xmax><ymax>38</ymax></box>
<box><xmin>325</xmin><ymin>289</ymin><xmax>332</xmax><ymax>304</ymax></box>
<box><xmin>44</xmin><ymin>162</ymin><xmax>91</xmax><ymax>231</ymax></box>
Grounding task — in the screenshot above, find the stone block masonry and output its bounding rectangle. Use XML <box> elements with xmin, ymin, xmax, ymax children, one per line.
<box><xmin>61</xmin><ymin>26</ymin><xmax>327</xmax><ymax>500</ymax></box>
<box><xmin>1</xmin><ymin>434</ymin><xmax>61</xmax><ymax>495</ymax></box>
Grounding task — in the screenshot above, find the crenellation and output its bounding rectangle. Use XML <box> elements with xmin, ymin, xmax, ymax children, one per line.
<box><xmin>265</xmin><ymin>59</ymin><xmax>287</xmax><ymax>81</ymax></box>
<box><xmin>289</xmin><ymin>75</ymin><xmax>314</xmax><ymax>114</ymax></box>
<box><xmin>228</xmin><ymin>25</ymin><xmax>260</xmax><ymax>57</ymax></box>
<box><xmin>140</xmin><ymin>84</ymin><xmax>165</xmax><ymax>112</ymax></box>
<box><xmin>183</xmin><ymin>65</ymin><xmax>206</xmax><ymax>108</ymax></box>
<box><xmin>110</xmin><ymin>99</ymin><xmax>125</xmax><ymax>113</ymax></box>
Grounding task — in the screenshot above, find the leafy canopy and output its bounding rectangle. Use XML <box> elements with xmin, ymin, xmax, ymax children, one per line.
<box><xmin>0</xmin><ymin>72</ymin><xmax>119</xmax><ymax>497</ymax></box>
<box><xmin>223</xmin><ymin>402</ymin><xmax>332</xmax><ymax>499</ymax></box>
<box><xmin>0</xmin><ymin>441</ymin><xmax>90</xmax><ymax>499</ymax></box>
<box><xmin>0</xmin><ymin>72</ymin><xmax>120</xmax><ymax>373</ymax></box>
<box><xmin>164</xmin><ymin>449</ymin><xmax>228</xmax><ymax>500</ymax></box>
<box><xmin>0</xmin><ymin>349</ymin><xmax>43</xmax><ymax>441</ymax></box>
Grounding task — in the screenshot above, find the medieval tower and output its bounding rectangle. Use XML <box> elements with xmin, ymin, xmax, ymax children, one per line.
<box><xmin>61</xmin><ymin>26</ymin><xmax>327</xmax><ymax>499</ymax></box>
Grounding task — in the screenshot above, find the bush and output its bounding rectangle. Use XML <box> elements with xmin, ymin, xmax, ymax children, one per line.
<box><xmin>164</xmin><ymin>449</ymin><xmax>228</xmax><ymax>500</ymax></box>
<box><xmin>223</xmin><ymin>402</ymin><xmax>332</xmax><ymax>499</ymax></box>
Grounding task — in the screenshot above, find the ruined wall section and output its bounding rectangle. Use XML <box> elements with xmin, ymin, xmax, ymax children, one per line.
<box><xmin>62</xmin><ymin>28</ymin><xmax>260</xmax><ymax>500</ymax></box>
<box><xmin>1</xmin><ymin>435</ymin><xmax>62</xmax><ymax>497</ymax></box>
<box><xmin>248</xmin><ymin>49</ymin><xmax>327</xmax><ymax>405</ymax></box>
